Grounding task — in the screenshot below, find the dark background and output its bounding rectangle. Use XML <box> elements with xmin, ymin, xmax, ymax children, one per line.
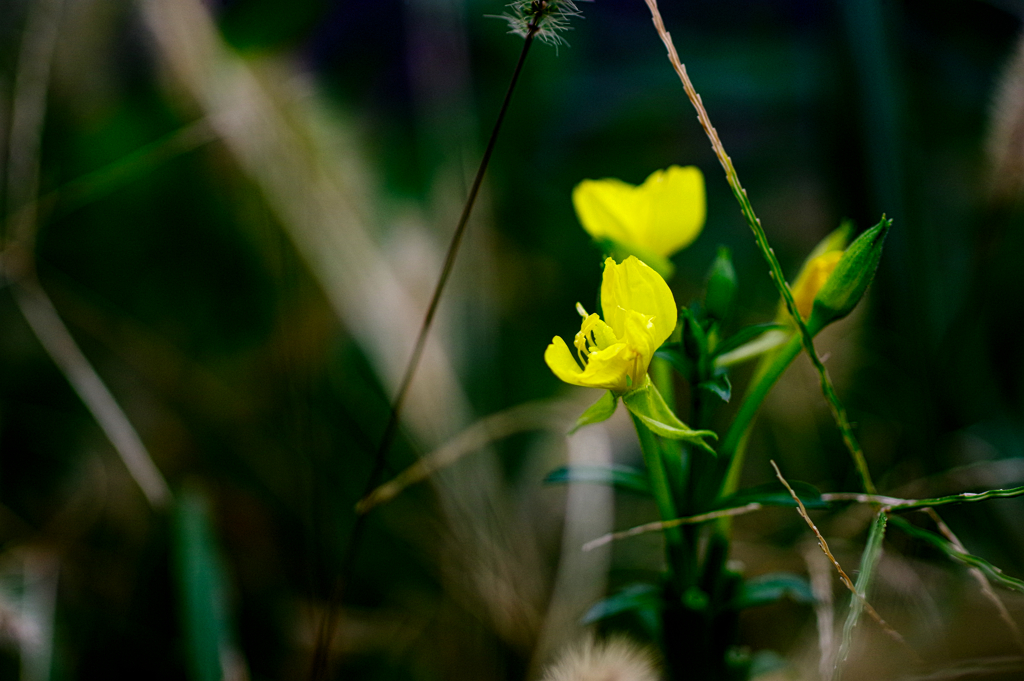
<box><xmin>3</xmin><ymin>0</ymin><xmax>1024</xmax><ymax>679</ymax></box>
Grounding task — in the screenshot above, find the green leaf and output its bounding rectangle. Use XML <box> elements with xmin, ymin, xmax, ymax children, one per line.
<box><xmin>719</xmin><ymin>480</ymin><xmax>829</xmax><ymax>510</ymax></box>
<box><xmin>712</xmin><ymin>323</ymin><xmax>785</xmax><ymax>359</ymax></box>
<box><xmin>654</xmin><ymin>343</ymin><xmax>694</xmax><ymax>380</ymax></box>
<box><xmin>809</xmin><ymin>217</ymin><xmax>891</xmax><ymax>333</ymax></box>
<box><xmin>622</xmin><ymin>381</ymin><xmax>717</xmax><ymax>454</ymax></box>
<box><xmin>698</xmin><ymin>373</ymin><xmax>732</xmax><ymax>403</ymax></box>
<box><xmin>680</xmin><ymin>306</ymin><xmax>708</xmax><ymax>362</ymax></box>
<box><xmin>732</xmin><ymin>572</ymin><xmax>815</xmax><ymax>609</ymax></box>
<box><xmin>749</xmin><ymin>651</ymin><xmax>790</xmax><ymax>679</ymax></box>
<box><xmin>890</xmin><ymin>516</ymin><xmax>1024</xmax><ymax>594</ymax></box>
<box><xmin>569</xmin><ymin>390</ymin><xmax>618</xmax><ymax>433</ymax></box>
<box><xmin>582</xmin><ymin>583</ymin><xmax>662</xmax><ymax>624</ymax></box>
<box><xmin>713</xmin><ymin>329</ymin><xmax>791</xmax><ymax>369</ymax></box>
<box><xmin>174</xmin><ymin>487</ymin><xmax>235</xmax><ymax>681</ymax></box>
<box><xmin>543</xmin><ymin>464</ymin><xmax>651</xmax><ymax>496</ymax></box>
<box><xmin>704</xmin><ymin>246</ymin><xmax>737</xmax><ymax>320</ymax></box>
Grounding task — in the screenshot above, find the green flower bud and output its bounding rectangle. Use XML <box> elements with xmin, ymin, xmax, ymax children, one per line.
<box><xmin>704</xmin><ymin>246</ymin><xmax>737</xmax><ymax>320</ymax></box>
<box><xmin>807</xmin><ymin>217</ymin><xmax>891</xmax><ymax>334</ymax></box>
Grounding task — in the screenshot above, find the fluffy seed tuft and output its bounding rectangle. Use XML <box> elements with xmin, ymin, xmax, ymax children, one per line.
<box><xmin>495</xmin><ymin>0</ymin><xmax>584</xmax><ymax>48</ymax></box>
<box><xmin>539</xmin><ymin>636</ymin><xmax>661</xmax><ymax>681</ymax></box>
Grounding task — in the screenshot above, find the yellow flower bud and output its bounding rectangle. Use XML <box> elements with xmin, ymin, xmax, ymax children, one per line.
<box><xmin>791</xmin><ymin>250</ymin><xmax>843</xmax><ymax>320</ymax></box>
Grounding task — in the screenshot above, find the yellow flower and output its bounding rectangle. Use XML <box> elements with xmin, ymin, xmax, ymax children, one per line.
<box><xmin>790</xmin><ymin>250</ymin><xmax>843</xmax><ymax>320</ymax></box>
<box><xmin>572</xmin><ymin>166</ymin><xmax>706</xmax><ymax>259</ymax></box>
<box><xmin>545</xmin><ymin>256</ymin><xmax>677</xmax><ymax>394</ymax></box>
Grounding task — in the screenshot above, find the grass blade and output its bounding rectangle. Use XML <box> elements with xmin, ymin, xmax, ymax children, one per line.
<box><xmin>833</xmin><ymin>510</ymin><xmax>888</xmax><ymax>680</ymax></box>
<box><xmin>174</xmin><ymin>487</ymin><xmax>236</xmax><ymax>681</ymax></box>
<box><xmin>890</xmin><ymin>515</ymin><xmax>1024</xmax><ymax>594</ymax></box>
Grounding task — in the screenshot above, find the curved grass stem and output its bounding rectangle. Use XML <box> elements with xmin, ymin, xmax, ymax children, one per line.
<box><xmin>642</xmin><ymin>0</ymin><xmax>877</xmax><ymax>494</ymax></box>
<box><xmin>310</xmin><ymin>26</ymin><xmax>540</xmax><ymax>681</ymax></box>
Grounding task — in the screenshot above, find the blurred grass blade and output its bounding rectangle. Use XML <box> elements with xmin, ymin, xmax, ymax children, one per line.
<box><xmin>174</xmin><ymin>487</ymin><xmax>236</xmax><ymax>681</ymax></box>
<box><xmin>544</xmin><ymin>464</ymin><xmax>652</xmax><ymax>496</ymax></box>
<box><xmin>890</xmin><ymin>516</ymin><xmax>1024</xmax><ymax>594</ymax></box>
<box><xmin>833</xmin><ymin>510</ymin><xmax>888</xmax><ymax>680</ymax></box>
<box><xmin>53</xmin><ymin>119</ymin><xmax>216</xmax><ymax>215</ymax></box>
<box><xmin>14</xmin><ymin>280</ymin><xmax>171</xmax><ymax>507</ymax></box>
<box><xmin>357</xmin><ymin>400</ymin><xmax>566</xmax><ymax>512</ymax></box>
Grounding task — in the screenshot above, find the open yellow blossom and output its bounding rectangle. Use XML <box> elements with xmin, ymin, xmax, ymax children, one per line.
<box><xmin>572</xmin><ymin>166</ymin><xmax>705</xmax><ymax>259</ymax></box>
<box><xmin>545</xmin><ymin>256</ymin><xmax>677</xmax><ymax>394</ymax></box>
<box><xmin>790</xmin><ymin>250</ymin><xmax>843</xmax><ymax>320</ymax></box>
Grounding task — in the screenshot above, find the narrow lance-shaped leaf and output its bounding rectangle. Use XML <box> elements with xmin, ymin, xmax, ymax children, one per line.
<box><xmin>732</xmin><ymin>572</ymin><xmax>816</xmax><ymax>610</ymax></box>
<box><xmin>174</xmin><ymin>487</ymin><xmax>235</xmax><ymax>681</ymax></box>
<box><xmin>582</xmin><ymin>583</ymin><xmax>662</xmax><ymax>623</ymax></box>
<box><xmin>569</xmin><ymin>390</ymin><xmax>618</xmax><ymax>433</ymax></box>
<box><xmin>698</xmin><ymin>372</ymin><xmax>731</xmax><ymax>403</ymax></box>
<box><xmin>544</xmin><ymin>464</ymin><xmax>652</xmax><ymax>496</ymax></box>
<box><xmin>890</xmin><ymin>516</ymin><xmax>1024</xmax><ymax>594</ymax></box>
<box><xmin>711</xmin><ymin>322</ymin><xmax>785</xmax><ymax>360</ymax></box>
<box><xmin>718</xmin><ymin>480</ymin><xmax>829</xmax><ymax>510</ymax></box>
<box><xmin>622</xmin><ymin>380</ymin><xmax>717</xmax><ymax>454</ymax></box>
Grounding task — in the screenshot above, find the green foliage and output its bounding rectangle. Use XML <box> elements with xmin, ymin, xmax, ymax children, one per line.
<box><xmin>704</xmin><ymin>246</ymin><xmax>738</xmax><ymax>321</ymax></box>
<box><xmin>731</xmin><ymin>573</ymin><xmax>815</xmax><ymax>609</ymax></box>
<box><xmin>623</xmin><ymin>381</ymin><xmax>717</xmax><ymax>453</ymax></box>
<box><xmin>173</xmin><ymin>488</ymin><xmax>235</xmax><ymax>681</ymax></box>
<box><xmin>569</xmin><ymin>389</ymin><xmax>618</xmax><ymax>432</ymax></box>
<box><xmin>543</xmin><ymin>463</ymin><xmax>652</xmax><ymax>495</ymax></box>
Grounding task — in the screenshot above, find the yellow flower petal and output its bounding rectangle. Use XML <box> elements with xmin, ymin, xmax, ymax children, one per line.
<box><xmin>572</xmin><ymin>166</ymin><xmax>705</xmax><ymax>259</ymax></box>
<box><xmin>600</xmin><ymin>257</ymin><xmax>677</xmax><ymax>348</ymax></box>
<box><xmin>544</xmin><ymin>336</ymin><xmax>636</xmax><ymax>393</ymax></box>
<box><xmin>635</xmin><ymin>166</ymin><xmax>706</xmax><ymax>257</ymax></box>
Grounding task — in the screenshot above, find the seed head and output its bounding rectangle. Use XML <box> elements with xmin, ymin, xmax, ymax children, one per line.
<box><xmin>496</xmin><ymin>0</ymin><xmax>584</xmax><ymax>47</ymax></box>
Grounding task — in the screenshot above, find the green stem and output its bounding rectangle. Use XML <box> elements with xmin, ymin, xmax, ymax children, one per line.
<box><xmin>651</xmin><ymin>355</ymin><xmax>676</xmax><ymax>412</ymax></box>
<box><xmin>644</xmin><ymin>0</ymin><xmax>877</xmax><ymax>495</ymax></box>
<box><xmin>719</xmin><ymin>334</ymin><xmax>802</xmax><ymax>497</ymax></box>
<box><xmin>631</xmin><ymin>412</ymin><xmax>691</xmax><ymax>588</ymax></box>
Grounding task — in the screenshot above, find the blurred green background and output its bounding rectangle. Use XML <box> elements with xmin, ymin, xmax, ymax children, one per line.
<box><xmin>3</xmin><ymin>0</ymin><xmax>1024</xmax><ymax>679</ymax></box>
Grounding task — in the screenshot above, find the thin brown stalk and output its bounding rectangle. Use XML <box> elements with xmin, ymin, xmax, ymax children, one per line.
<box><xmin>582</xmin><ymin>503</ymin><xmax>764</xmax><ymax>552</ymax></box>
<box><xmin>771</xmin><ymin>461</ymin><xmax>910</xmax><ymax>651</ymax></box>
<box><xmin>643</xmin><ymin>0</ymin><xmax>877</xmax><ymax>494</ymax></box>
<box><xmin>925</xmin><ymin>507</ymin><xmax>1024</xmax><ymax>655</ymax></box>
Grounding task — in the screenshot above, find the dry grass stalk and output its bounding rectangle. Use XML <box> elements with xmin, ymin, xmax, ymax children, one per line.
<box><xmin>357</xmin><ymin>400</ymin><xmax>570</xmax><ymax>513</ymax></box>
<box><xmin>770</xmin><ymin>461</ymin><xmax>912</xmax><ymax>654</ymax></box>
<box><xmin>924</xmin><ymin>507</ymin><xmax>1024</xmax><ymax>655</ymax></box>
<box><xmin>642</xmin><ymin>0</ymin><xmax>877</xmax><ymax>494</ymax></box>
<box><xmin>4</xmin><ymin>0</ymin><xmax>170</xmax><ymax>508</ymax></box>
<box><xmin>582</xmin><ymin>503</ymin><xmax>764</xmax><ymax>552</ymax></box>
